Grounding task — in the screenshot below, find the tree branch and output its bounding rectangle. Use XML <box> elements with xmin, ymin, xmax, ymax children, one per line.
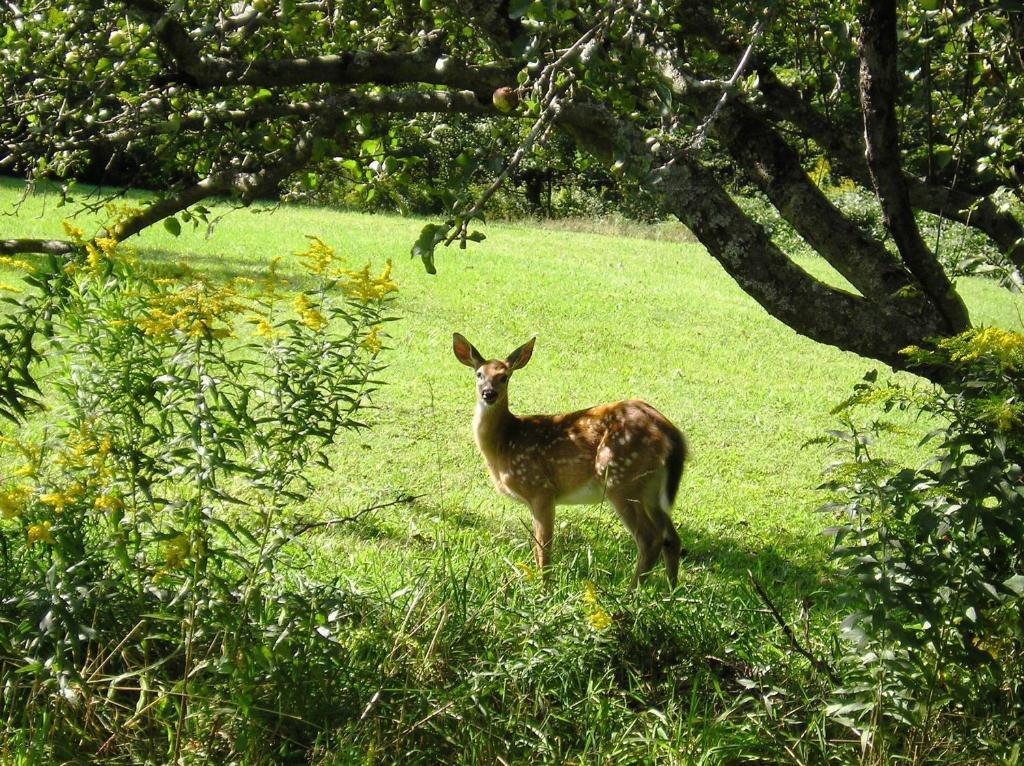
<box><xmin>677</xmin><ymin>5</ymin><xmax>1024</xmax><ymax>270</ymax></box>
<box><xmin>688</xmin><ymin>11</ymin><xmax>770</xmax><ymax>149</ymax></box>
<box><xmin>2</xmin><ymin>88</ymin><xmax>493</xmax><ymax>258</ymax></box>
<box><xmin>282</xmin><ymin>493</ymin><xmax>422</xmax><ymax>546</ymax></box>
<box><xmin>755</xmin><ymin>65</ymin><xmax>1024</xmax><ymax>269</ymax></box>
<box><xmin>442</xmin><ymin>7</ymin><xmax>615</xmax><ymax>247</ymax></box>
<box><xmin>0</xmin><ymin>238</ymin><xmax>76</xmax><ymax>256</ymax></box>
<box><xmin>858</xmin><ymin>0</ymin><xmax>970</xmax><ymax>333</ymax></box>
<box><xmin>124</xmin><ymin>0</ymin><xmax>513</xmax><ymax>96</ymax></box>
<box><xmin>667</xmin><ymin>67</ymin><xmax>915</xmax><ymax>301</ymax></box>
<box><xmin>558</xmin><ymin>102</ymin><xmax>950</xmax><ymax>376</ymax></box>
<box><xmin>110</xmin><ymin>112</ymin><xmax>337</xmax><ymax>242</ymax></box>
<box><xmin>747</xmin><ymin>570</ymin><xmax>839</xmax><ymax>683</ymax></box>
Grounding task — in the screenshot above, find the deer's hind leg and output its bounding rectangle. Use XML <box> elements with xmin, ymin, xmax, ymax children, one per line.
<box><xmin>649</xmin><ymin>506</ymin><xmax>681</xmax><ymax>588</ymax></box>
<box><xmin>641</xmin><ymin>475</ymin><xmax>682</xmax><ymax>589</ymax></box>
<box><xmin>609</xmin><ymin>490</ymin><xmax>664</xmax><ymax>590</ymax></box>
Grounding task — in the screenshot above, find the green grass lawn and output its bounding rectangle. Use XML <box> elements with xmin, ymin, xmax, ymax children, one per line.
<box><xmin>3</xmin><ymin>177</ymin><xmax>1023</xmax><ymax>763</ymax></box>
<box><xmin>3</xmin><ymin>177</ymin><xmax>1021</xmax><ymax>595</ymax></box>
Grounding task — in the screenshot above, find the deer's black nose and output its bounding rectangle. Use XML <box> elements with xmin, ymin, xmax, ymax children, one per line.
<box><xmin>481</xmin><ymin>389</ymin><xmax>498</xmax><ymax>404</ymax></box>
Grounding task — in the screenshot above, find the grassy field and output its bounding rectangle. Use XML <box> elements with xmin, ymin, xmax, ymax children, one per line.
<box><xmin>2</xmin><ymin>177</ymin><xmax>1022</xmax><ymax>763</ymax></box>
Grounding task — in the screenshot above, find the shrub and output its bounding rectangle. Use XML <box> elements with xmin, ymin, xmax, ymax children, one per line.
<box><xmin>0</xmin><ymin>224</ymin><xmax>397</xmax><ymax>763</ymax></box>
<box><xmin>820</xmin><ymin>330</ymin><xmax>1024</xmax><ymax>758</ymax></box>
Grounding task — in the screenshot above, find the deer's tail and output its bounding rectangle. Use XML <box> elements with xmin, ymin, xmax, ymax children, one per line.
<box><xmin>659</xmin><ymin>427</ymin><xmax>687</xmax><ymax>514</ymax></box>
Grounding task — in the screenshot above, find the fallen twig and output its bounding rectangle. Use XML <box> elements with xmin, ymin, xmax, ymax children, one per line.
<box><xmin>284</xmin><ymin>492</ymin><xmax>423</xmax><ymax>545</ymax></box>
<box><xmin>747</xmin><ymin>569</ymin><xmax>839</xmax><ymax>683</ymax></box>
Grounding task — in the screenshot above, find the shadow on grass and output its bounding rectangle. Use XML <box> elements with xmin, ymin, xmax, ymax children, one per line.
<box><xmin>135</xmin><ymin>246</ymin><xmax>314</xmax><ymax>291</ymax></box>
<box><xmin>681</xmin><ymin>526</ymin><xmax>828</xmax><ymax>587</ymax></box>
<box><xmin>551</xmin><ymin>507</ymin><xmax>830</xmax><ymax>599</ymax></box>
<box><xmin>316</xmin><ymin>492</ymin><xmax>499</xmax><ymax>549</ymax></box>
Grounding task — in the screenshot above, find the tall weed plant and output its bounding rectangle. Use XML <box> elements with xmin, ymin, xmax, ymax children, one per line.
<box><xmin>821</xmin><ymin>329</ymin><xmax>1024</xmax><ymax>761</ymax></box>
<box><xmin>0</xmin><ymin>218</ymin><xmax>397</xmax><ymax>763</ymax></box>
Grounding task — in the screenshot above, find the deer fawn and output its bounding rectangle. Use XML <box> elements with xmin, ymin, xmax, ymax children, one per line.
<box><xmin>453</xmin><ymin>333</ymin><xmax>687</xmax><ymax>589</ymax></box>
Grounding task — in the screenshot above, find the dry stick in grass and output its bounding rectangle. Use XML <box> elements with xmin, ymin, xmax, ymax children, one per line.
<box><xmin>747</xmin><ymin>569</ymin><xmax>839</xmax><ymax>684</ymax></box>
<box><xmin>283</xmin><ymin>492</ymin><xmax>422</xmax><ymax>545</ymax></box>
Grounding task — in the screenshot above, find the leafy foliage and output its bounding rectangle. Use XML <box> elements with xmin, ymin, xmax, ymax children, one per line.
<box><xmin>0</xmin><ymin>226</ymin><xmax>397</xmax><ymax>762</ymax></box>
<box><xmin>2</xmin><ymin>0</ymin><xmax>1022</xmax><ymax>372</ymax></box>
<box><xmin>820</xmin><ymin>331</ymin><xmax>1024</xmax><ymax>756</ymax></box>
<box><xmin>738</xmin><ymin>182</ymin><xmax>1019</xmax><ymax>286</ymax></box>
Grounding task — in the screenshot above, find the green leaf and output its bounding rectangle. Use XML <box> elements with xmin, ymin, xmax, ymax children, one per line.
<box><xmin>163</xmin><ymin>217</ymin><xmax>181</xmax><ymax>236</ymax></box>
<box><xmin>508</xmin><ymin>0</ymin><xmax>532</xmax><ymax>19</ymax></box>
<box><xmin>932</xmin><ymin>145</ymin><xmax>954</xmax><ymax>169</ymax></box>
<box><xmin>411</xmin><ymin>223</ymin><xmax>446</xmax><ymax>274</ymax></box>
<box><xmin>1004</xmin><ymin>574</ymin><xmax>1024</xmax><ymax>596</ymax></box>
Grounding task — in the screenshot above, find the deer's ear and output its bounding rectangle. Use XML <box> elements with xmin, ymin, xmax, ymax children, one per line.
<box><xmin>453</xmin><ymin>333</ymin><xmax>485</xmax><ymax>369</ymax></box>
<box><xmin>506</xmin><ymin>336</ymin><xmax>536</xmax><ymax>371</ymax></box>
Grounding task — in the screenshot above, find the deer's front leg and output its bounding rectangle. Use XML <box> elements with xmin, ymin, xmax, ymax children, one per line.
<box><xmin>529</xmin><ymin>499</ymin><xmax>555</xmax><ymax>572</ymax></box>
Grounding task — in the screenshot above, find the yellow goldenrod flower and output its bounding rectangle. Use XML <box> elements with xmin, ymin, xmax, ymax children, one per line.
<box><xmin>296</xmin><ymin>235</ymin><xmax>335</xmax><ymax>276</ymax></box>
<box><xmin>136</xmin><ymin>310</ymin><xmax>176</xmax><ymax>338</ymax></box>
<box><xmin>978</xmin><ymin>399</ymin><xmax>1023</xmax><ymax>432</ymax></box>
<box><xmin>93</xmin><ymin>494</ymin><xmax>124</xmax><ymax>512</ymax></box>
<box><xmin>587</xmin><ymin>607</ymin><xmax>613</xmax><ymax>631</ymax></box>
<box><xmin>95</xmin><ymin>236</ymin><xmax>118</xmax><ymax>257</ymax></box>
<box><xmin>62</xmin><ymin>219</ymin><xmax>86</xmax><ymax>243</ymax></box>
<box><xmin>300</xmin><ymin>308</ymin><xmax>327</xmax><ymax>331</ymax></box>
<box><xmin>942</xmin><ymin>327</ymin><xmax>1024</xmax><ymax>369</ymax></box>
<box><xmin>515</xmin><ymin>562</ymin><xmax>539</xmax><ymax>582</ymax></box>
<box><xmin>1</xmin><ymin>437</ymin><xmax>41</xmax><ymax>478</ymax></box>
<box><xmin>582</xmin><ymin>580</ymin><xmax>613</xmax><ymax>631</ymax></box>
<box><xmin>362</xmin><ymin>326</ymin><xmax>383</xmax><ymax>354</ymax></box>
<box><xmin>27</xmin><ymin>521</ymin><xmax>54</xmax><ymax>546</ymax></box>
<box><xmin>338</xmin><ymin>259</ymin><xmax>398</xmax><ymax>303</ymax></box>
<box><xmin>40</xmin><ymin>488</ymin><xmax>79</xmax><ymax>513</ymax></box>
<box><xmin>164</xmin><ymin>534</ymin><xmax>191</xmax><ymax>568</ymax></box>
<box><xmin>378</xmin><ymin>259</ymin><xmax>396</xmax><ymax>292</ymax></box>
<box><xmin>293</xmin><ymin>293</ymin><xmax>327</xmax><ymax>331</ymax></box>
<box><xmin>103</xmin><ymin>202</ymin><xmax>144</xmax><ymax>236</ymax></box>
<box><xmin>0</xmin><ymin>485</ymin><xmax>31</xmax><ymax>519</ymax></box>
<box><xmin>85</xmin><ymin>242</ymin><xmax>103</xmax><ymax>273</ymax></box>
<box><xmin>0</xmin><ymin>256</ymin><xmax>35</xmax><ymax>273</ymax></box>
<box><xmin>250</xmin><ymin>316</ymin><xmax>276</xmax><ymax>338</ymax></box>
<box><xmin>138</xmin><ymin>280</ymin><xmax>245</xmax><ymax>341</ymax></box>
<box><xmin>259</xmin><ymin>256</ymin><xmax>287</xmax><ymax>299</ymax></box>
<box><xmin>56</xmin><ymin>423</ymin><xmax>105</xmax><ymax>470</ymax></box>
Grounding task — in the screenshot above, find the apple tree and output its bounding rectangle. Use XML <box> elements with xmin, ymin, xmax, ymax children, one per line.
<box><xmin>1</xmin><ymin>0</ymin><xmax>1022</xmax><ymax>404</ymax></box>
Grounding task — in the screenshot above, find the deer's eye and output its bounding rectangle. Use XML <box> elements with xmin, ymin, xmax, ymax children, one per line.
<box><xmin>476</xmin><ymin>370</ymin><xmax>483</xmax><ymax>379</ymax></box>
<box><xmin>496</xmin><ymin>374</ymin><xmax>507</xmax><ymax>384</ymax></box>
